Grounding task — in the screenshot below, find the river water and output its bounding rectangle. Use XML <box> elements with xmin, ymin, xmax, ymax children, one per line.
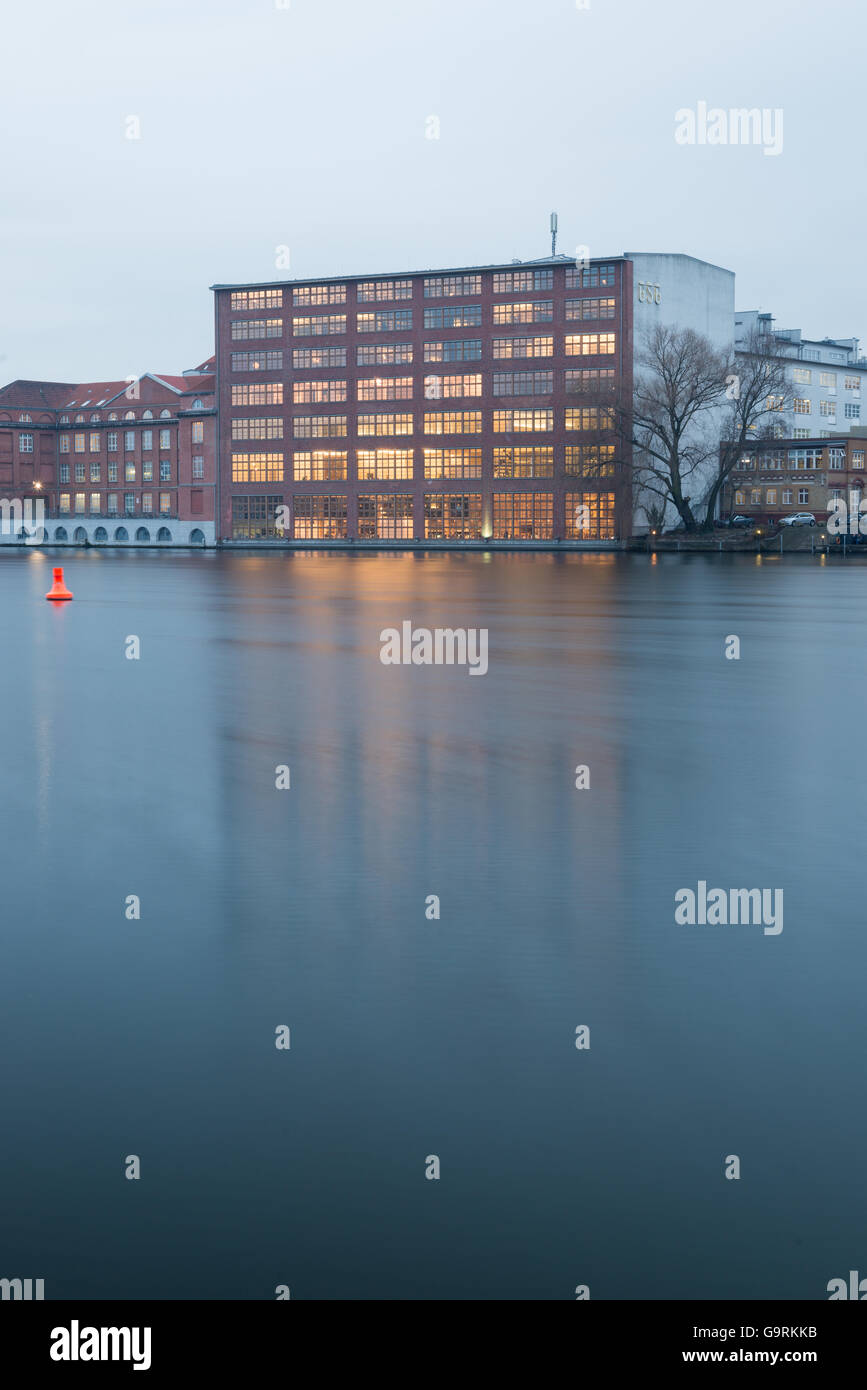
<box><xmin>1</xmin><ymin>548</ymin><xmax>863</xmax><ymax>1299</ymax></box>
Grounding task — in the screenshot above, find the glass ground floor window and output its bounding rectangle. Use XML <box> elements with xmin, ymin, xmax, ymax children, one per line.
<box><xmin>565</xmin><ymin>491</ymin><xmax>616</xmax><ymax>539</ymax></box>
<box><xmin>492</xmin><ymin>492</ymin><xmax>553</xmax><ymax>540</ymax></box>
<box><xmin>424</xmin><ymin>493</ymin><xmax>482</xmax><ymax>539</ymax></box>
<box><xmin>232</xmin><ymin>494</ymin><xmax>283</xmax><ymax>539</ymax></box>
<box><xmin>293</xmin><ymin>494</ymin><xmax>348</xmax><ymax>538</ymax></box>
<box><xmin>358</xmin><ymin>494</ymin><xmax>414</xmax><ymax>539</ymax></box>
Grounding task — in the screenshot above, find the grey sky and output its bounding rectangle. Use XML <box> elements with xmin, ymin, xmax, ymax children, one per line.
<box><xmin>2</xmin><ymin>0</ymin><xmax>862</xmax><ymax>382</ymax></box>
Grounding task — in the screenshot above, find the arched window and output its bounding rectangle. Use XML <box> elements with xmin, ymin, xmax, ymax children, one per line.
<box><xmin>74</xmin><ymin>414</ymin><xmax>85</xmax><ymax>423</ymax></box>
<box><xmin>159</xmin><ymin>409</ymin><xmax>171</xmax><ymax>418</ymax></box>
<box><xmin>108</xmin><ymin>412</ymin><xmax>118</xmax><ymax>421</ymax></box>
<box><xmin>142</xmin><ymin>409</ymin><xmax>153</xmax><ymax>419</ymax></box>
<box><xmin>192</xmin><ymin>399</ymin><xmax>203</xmax><ymax>410</ymax></box>
<box><xmin>156</xmin><ymin>526</ymin><xmax>172</xmax><ymax>544</ymax></box>
<box><xmin>59</xmin><ymin>415</ymin><xmax>70</xmax><ymax>425</ymax></box>
<box><xmin>114</xmin><ymin>526</ymin><xmax>129</xmax><ymax>542</ymax></box>
<box><xmin>19</xmin><ymin>413</ymin><xmax>32</xmax><ymax>423</ymax></box>
<box><xmin>90</xmin><ymin>412</ymin><xmax>100</xmax><ymax>422</ymax></box>
<box><xmin>124</xmin><ymin>410</ymin><xmax>135</xmax><ymax>420</ymax></box>
<box><xmin>135</xmin><ymin>526</ymin><xmax>150</xmax><ymax>542</ymax></box>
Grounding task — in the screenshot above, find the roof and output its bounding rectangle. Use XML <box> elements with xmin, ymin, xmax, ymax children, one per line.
<box><xmin>0</xmin><ymin>362</ymin><xmax>214</xmax><ymax>411</ymax></box>
<box><xmin>209</xmin><ymin>253</ymin><xmax>615</xmax><ymax>293</ymax></box>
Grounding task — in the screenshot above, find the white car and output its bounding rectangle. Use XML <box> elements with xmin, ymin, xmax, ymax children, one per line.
<box><xmin>778</xmin><ymin>512</ymin><xmax>816</xmax><ymax>527</ymax></box>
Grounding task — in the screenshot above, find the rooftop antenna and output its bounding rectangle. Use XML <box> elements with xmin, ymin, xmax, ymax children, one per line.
<box><xmin>550</xmin><ymin>211</ymin><xmax>558</xmax><ymax>257</ymax></box>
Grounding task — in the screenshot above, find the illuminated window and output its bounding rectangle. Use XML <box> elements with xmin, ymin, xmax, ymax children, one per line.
<box><xmin>820</xmin><ymin>400</ymin><xmax>836</xmax><ymax>417</ymax></box>
<box><xmin>60</xmin><ymin>434</ymin><xmax>70</xmax><ymax>453</ymax></box>
<box><xmin>356</xmin><ymin>342</ymin><xmax>413</xmax><ymax>366</ymax></box>
<box><xmin>90</xmin><ymin>461</ymin><xmax>100</xmax><ymax>482</ymax></box>
<box><xmin>230</xmin><ymin>289</ymin><xmax>283</xmax><ymax>310</ymax></box>
<box><xmin>766</xmin><ymin>489</ymin><xmax>777</xmax><ymax>504</ymax></box>
<box><xmin>493</xmin><ymin>372</ymin><xmax>553</xmax><ymax>395</ymax></box>
<box><xmin>231</xmin><ymin>452</ymin><xmax>284</xmax><ymax>482</ymax></box>
<box><xmin>565</xmin><ymin>298</ymin><xmax>616</xmax><ymax>321</ymax></box>
<box><xmin>293</xmin><ymin>415</ymin><xmax>348</xmax><ymax>438</ymax></box>
<box><xmin>293</xmin><ymin>347</ymin><xmax>347</xmax><ymax>368</ymax></box>
<box><xmin>734</xmin><ymin>490</ymin><xmax>745</xmax><ymax>506</ymax></box>
<box><xmin>852</xmin><ymin>450</ymin><xmax>864</xmax><ymax>469</ymax></box>
<box><xmin>423</xmin><ymin>448</ymin><xmax>482</xmax><ymax>479</ymax></box>
<box><xmin>90</xmin><ymin>492</ymin><xmax>101</xmax><ymax>513</ymax></box>
<box><xmin>292</xmin><ymin>495</ymin><xmax>347</xmax><ymax>539</ymax></box>
<box><xmin>59</xmin><ymin>494</ymin><xmax>71</xmax><ymax>513</ymax></box>
<box><xmin>492</xmin><ymin>269</ymin><xmax>553</xmax><ymax>293</ymax></box>
<box><xmin>423</xmin><ymin>340</ymin><xmax>482</xmax><ymax>362</ymax></box>
<box><xmin>356</xmin><ymin>449</ymin><xmax>413</xmax><ymax>480</ymax></box>
<box><xmin>74</xmin><ymin>492</ymin><xmax>86</xmax><ymax>514</ymax></box>
<box><xmin>88</xmin><ymin>432</ymin><xmax>100</xmax><ymax>452</ymax></box>
<box><xmin>565</xmin><ymin>407</ymin><xmax>613</xmax><ymax>430</ymax></box>
<box><xmin>493</xmin><ymin>301</ymin><xmax>553</xmax><ymax>325</ymax></box>
<box><xmin>293</xmin><ymin>380</ymin><xmax>347</xmax><ymax>404</ymax></box>
<box><xmin>492</xmin><ymin>336</ymin><xmax>552</xmax><ymax>359</ymax></box>
<box><xmin>793</xmin><ymin>398</ymin><xmax>811</xmax><ymax>414</ymax></box>
<box><xmin>231</xmin><ymin>383</ymin><xmax>283</xmax><ymax>406</ymax></box>
<box><xmin>159</xmin><ymin>493</ymin><xmax>172</xmax><ymax>515</ymax></box>
<box><xmin>108</xmin><ymin>461</ymin><xmax>118</xmax><ymax>482</ymax></box>
<box><xmin>357</xmin><ymin>377</ymin><xmax>413</xmax><ymax>401</ymax></box>
<box><xmin>565</xmin><ymin>334</ymin><xmax>616</xmax><ymax>355</ymax></box>
<box><xmin>74</xmin><ymin>432</ymin><xmax>85</xmax><ymax>452</ymax></box>
<box><xmin>819</xmin><ymin>372</ymin><xmax>837</xmax><ymax>388</ymax></box>
<box><xmin>565</xmin><ymin>491</ymin><xmax>615</xmax><ymax>539</ymax></box>
<box><xmin>565</xmin><ymin>445</ymin><xmax>615</xmax><ymax>476</ymax></box>
<box><xmin>424</xmin><ymin>493</ymin><xmax>482</xmax><ymax>538</ymax></box>
<box><xmin>423</xmin><ymin>275</ymin><xmax>481</xmax><ymax>297</ymax></box>
<box><xmin>357</xmin><ymin>279</ymin><xmax>413</xmax><ymax>302</ymax></box>
<box><xmin>792</xmin><ymin>367</ymin><xmax>812</xmax><ymax>384</ymax></box>
<box><xmin>357</xmin><ymin>310</ymin><xmax>412</xmax><ymax>333</ymax></box>
<box><xmin>493</xmin><ymin>447</ymin><xmax>553</xmax><ymax>477</ymax></box>
<box><xmin>424</xmin><ymin>306</ymin><xmax>481</xmax><ymax>329</ymax></box>
<box><xmin>844</xmin><ymin>376</ymin><xmax>861</xmax><ymax>391</ymax></box>
<box><xmin>142</xmin><ymin>460</ymin><xmax>153</xmax><ymax>482</ymax></box>
<box><xmin>358</xmin><ymin>494</ymin><xmax>413</xmax><ymax>538</ymax></box>
<box><xmin>188</xmin><ymin>423</ymin><xmax>201</xmax><ymax>446</ymax></box>
<box><xmin>293</xmin><ymin>284</ymin><xmax>346</xmax><ymax>306</ymax></box>
<box><xmin>423</xmin><ymin>411</ymin><xmax>483</xmax><ymax>434</ymax></box>
<box><xmin>231</xmin><ymin>350</ymin><xmax>283</xmax><ymax>370</ymax></box>
<box><xmin>565</xmin><ymin>264</ymin><xmax>616</xmax><ymax>288</ymax></box>
<box><xmin>292</xmin><ymin>451</ymin><xmax>347</xmax><ymax>481</ymax></box>
<box><xmin>232</xmin><ymin>318</ymin><xmax>283</xmax><ymax>340</ymax></box>
<box><xmin>231</xmin><ymin>495</ymin><xmax>283</xmax><ymax>539</ymax></box>
<box><xmin>125</xmin><ymin>462</ymin><xmax>136</xmax><ymax>482</ymax></box>
<box><xmin>492</xmin><ymin>492</ymin><xmax>553</xmax><ymax>539</ymax></box>
<box><xmin>423</xmin><ymin>374</ymin><xmax>482</xmax><ymax>400</ymax></box>
<box><xmin>232</xmin><ymin>417</ymin><xmax>283</xmax><ymax>439</ymax></box>
<box><xmin>357</xmin><ymin>413</ymin><xmax>413</xmax><ymax>436</ymax></box>
<box><xmin>293</xmin><ymin>316</ymin><xmax>346</xmax><ymax>337</ymax></box>
<box><xmin>493</xmin><ymin>409</ymin><xmax>552</xmax><ymax>432</ymax></box>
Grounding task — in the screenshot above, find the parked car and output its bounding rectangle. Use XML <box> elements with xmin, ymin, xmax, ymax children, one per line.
<box><xmin>778</xmin><ymin>512</ymin><xmax>816</xmax><ymax>527</ymax></box>
<box><xmin>724</xmin><ymin>515</ymin><xmax>756</xmax><ymax>527</ymax></box>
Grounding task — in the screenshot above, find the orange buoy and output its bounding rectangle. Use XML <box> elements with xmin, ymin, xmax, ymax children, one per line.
<box><xmin>46</xmin><ymin>567</ymin><xmax>73</xmax><ymax>601</ymax></box>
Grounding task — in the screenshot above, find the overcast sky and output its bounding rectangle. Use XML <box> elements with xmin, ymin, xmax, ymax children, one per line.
<box><xmin>2</xmin><ymin>0</ymin><xmax>862</xmax><ymax>383</ymax></box>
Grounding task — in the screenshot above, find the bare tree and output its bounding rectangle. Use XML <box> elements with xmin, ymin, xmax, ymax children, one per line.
<box><xmin>701</xmin><ymin>328</ymin><xmax>793</xmax><ymax>530</ymax></box>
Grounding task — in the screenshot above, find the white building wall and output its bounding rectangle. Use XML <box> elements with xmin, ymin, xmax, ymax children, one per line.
<box><xmin>735</xmin><ymin>310</ymin><xmax>867</xmax><ymax>439</ymax></box>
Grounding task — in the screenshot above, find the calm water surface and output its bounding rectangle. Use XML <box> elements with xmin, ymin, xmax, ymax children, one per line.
<box><xmin>1</xmin><ymin>548</ymin><xmax>864</xmax><ymax>1299</ymax></box>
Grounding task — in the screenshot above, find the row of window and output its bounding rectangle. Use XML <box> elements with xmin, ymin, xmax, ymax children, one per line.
<box><xmin>227</xmin><ymin>267</ymin><xmax>617</xmax><ymax>312</ymax></box>
<box><xmin>737</xmin><ymin>447</ymin><xmax>858</xmax><ymax>471</ymax></box>
<box><xmin>231</xmin><ymin>335</ymin><xmax>616</xmax><ymax>373</ymax></box>
<box><xmin>234</xmin><ymin>304</ymin><xmax>616</xmax><ymax>341</ymax></box>
<box><xmin>230</xmin><ymin>444</ymin><xmax>616</xmax><ymax>482</ymax></box>
<box><xmin>227</xmin><ymin>408</ymin><xmax>613</xmax><ymax>438</ymax></box>
<box><xmin>792</xmin><ymin>398</ymin><xmax>860</xmax><ymax>419</ymax></box>
<box><xmin>733</xmin><ymin>489</ymin><xmax>812</xmax><ymax>506</ymax></box>
<box><xmin>58</xmin><ymin>492</ymin><xmax>175</xmax><ymax>515</ymax></box>
<box><xmin>230</xmin><ymin>491</ymin><xmax>617</xmax><ymax>541</ymax></box>
<box><xmin>289</xmin><ymin>340</ymin><xmax>616</xmax><ymax>365</ymax></box>
<box><xmin>227</xmin><ymin>371</ymin><xmax>612</xmax><ymax>409</ymax></box>
<box><xmin>791</xmin><ymin>369</ymin><xmax>862</xmax><ymax>389</ymax></box>
<box><xmin>57</xmin><ymin>460</ymin><xmax>198</xmax><ymax>483</ymax></box>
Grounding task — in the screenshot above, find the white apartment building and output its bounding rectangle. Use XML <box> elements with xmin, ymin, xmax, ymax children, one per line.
<box><xmin>735</xmin><ymin>310</ymin><xmax>867</xmax><ymax>440</ymax></box>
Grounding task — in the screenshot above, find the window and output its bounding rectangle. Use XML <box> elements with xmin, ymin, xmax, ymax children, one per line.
<box><xmin>90</xmin><ymin>461</ymin><xmax>100</xmax><ymax>482</ymax></box>
<box><xmin>356</xmin><ymin>449</ymin><xmax>413</xmax><ymax>480</ymax></box>
<box><xmin>230</xmin><ymin>289</ymin><xmax>283</xmax><ymax>310</ymax></box>
<box><xmin>493</xmin><ymin>409</ymin><xmax>553</xmax><ymax>432</ymax></box>
<box><xmin>792</xmin><ymin>368</ymin><xmax>812</xmax><ymax>384</ymax></box>
<box><xmin>292</xmin><ymin>495</ymin><xmax>347</xmax><ymax>539</ymax></box>
<box><xmin>493</xmin><ymin>301</ymin><xmax>553</xmax><ymax>325</ymax></box>
<box><xmin>124</xmin><ymin>493</ymin><xmax>136</xmax><ymax>515</ymax></box>
<box><xmin>424</xmin><ymin>493</ymin><xmax>482</xmax><ymax>539</ymax></box>
<box><xmin>565</xmin><ymin>492</ymin><xmax>616</xmax><ymax>539</ymax></box>
<box><xmin>107</xmin><ymin>432</ymin><xmax>118</xmax><ymax>452</ymax></box>
<box><xmin>493</xmin><ymin>447</ymin><xmax>554</xmax><ymax>477</ymax></box>
<box><xmin>565</xmin><ymin>407</ymin><xmax>612</xmax><ymax>430</ymax></box>
<box><xmin>357</xmin><ymin>413</ymin><xmax>413</xmax><ymax>436</ymax></box>
<box><xmin>734</xmin><ymin>491</ymin><xmax>745</xmax><ymax>506</ymax></box>
<box><xmin>844</xmin><ymin>376</ymin><xmax>861</xmax><ymax>391</ymax></box>
<box><xmin>293</xmin><ymin>347</ymin><xmax>347</xmax><ymax>368</ymax></box>
<box><xmin>293</xmin><ymin>316</ymin><xmax>346</xmax><ymax>337</ymax></box>
<box><xmin>566</xmin><ymin>264</ymin><xmax>616</xmax><ymax>288</ymax></box>
<box><xmin>74</xmin><ymin>432</ymin><xmax>85</xmax><ymax>453</ymax></box>
<box><xmin>293</xmin><ymin>380</ymin><xmax>347</xmax><ymax>404</ymax></box>
<box><xmin>423</xmin><ymin>374</ymin><xmax>482</xmax><ymax>399</ymax></box>
<box><xmin>423</xmin><ymin>275</ymin><xmax>481</xmax><ymax>297</ymax></box>
<box><xmin>159</xmin><ymin>493</ymin><xmax>172</xmax><ymax>515</ymax></box>
<box><xmin>125</xmin><ymin>462</ymin><xmax>136</xmax><ymax>482</ymax></box>
<box><xmin>424</xmin><ymin>340</ymin><xmax>482</xmax><ymax>362</ymax></box>
<box><xmin>828</xmin><ymin>448</ymin><xmax>845</xmax><ymax>470</ymax></box>
<box><xmin>357</xmin><ymin>377</ymin><xmax>413</xmax><ymax>401</ymax></box>
<box><xmin>292</xmin><ymin>450</ymin><xmax>348</xmax><ymax>481</ymax></box>
<box><xmin>358</xmin><ymin>494</ymin><xmax>414</xmax><ymax>539</ymax></box>
<box><xmin>142</xmin><ymin>410</ymin><xmax>153</xmax><ymax>420</ymax></box>
<box><xmin>59</xmin><ymin>494</ymin><xmax>71</xmax><ymax>513</ymax></box>
<box><xmin>493</xmin><ymin>372</ymin><xmax>553</xmax><ymax>395</ymax></box>
<box><xmin>782</xmin><ymin>489</ymin><xmax>792</xmax><ymax>505</ymax></box>
<box><xmin>423</xmin><ymin>411</ymin><xmax>483</xmax><ymax>434</ymax></box>
<box><xmin>231</xmin><ymin>350</ymin><xmax>283</xmax><ymax>370</ymax></box>
<box><xmin>231</xmin><ymin>452</ymin><xmax>284</xmax><ymax>482</ymax></box>
<box><xmin>424</xmin><ymin>306</ymin><xmax>482</xmax><ymax>329</ymax></box>
<box><xmin>74</xmin><ymin>492</ymin><xmax>86</xmax><ymax>514</ymax></box>
<box><xmin>820</xmin><ymin>400</ymin><xmax>836</xmax><ymax>417</ymax></box>
<box><xmin>357</xmin><ymin>279</ymin><xmax>413</xmax><ymax>302</ymax></box>
<box><xmin>90</xmin><ymin>492</ymin><xmax>101</xmax><ymax>512</ymax></box>
<box><xmin>798</xmin><ymin>488</ymin><xmax>809</xmax><ymax>504</ymax></box>
<box><xmin>792</xmin><ymin>428</ymin><xmax>810</xmax><ymax>439</ymax></box>
<box><xmin>819</xmin><ymin>372</ymin><xmax>837</xmax><ymax>388</ymax></box>
<box><xmin>492</xmin><ymin>336</ymin><xmax>553</xmax><ymax>359</ymax></box>
<box><xmin>766</xmin><ymin>489</ymin><xmax>777</xmax><ymax>505</ymax></box>
<box><xmin>75</xmin><ymin>414</ymin><xmax>86</xmax><ymax>424</ymax></box>
<box><xmin>124</xmin><ymin>431</ymin><xmax>135</xmax><ymax>451</ymax></box>
<box><xmin>59</xmin><ymin>463</ymin><xmax>70</xmax><ymax>483</ymax></box>
<box><xmin>293</xmin><ymin>416</ymin><xmax>348</xmax><ymax>438</ymax></box>
<box><xmin>423</xmin><ymin>448</ymin><xmax>482</xmax><ymax>479</ymax></box>
<box><xmin>788</xmin><ymin>448</ymin><xmax>822</xmax><ymax>469</ymax></box>
<box><xmin>845</xmin><ymin>404</ymin><xmax>861</xmax><ymax>419</ymax></box>
<box><xmin>853</xmin><ymin>450</ymin><xmax>864</xmax><ymax>470</ymax></box>
<box><xmin>492</xmin><ymin>269</ymin><xmax>553</xmax><ymax>293</ymax></box>
<box><xmin>142</xmin><ymin>460</ymin><xmax>153</xmax><ymax>482</ymax></box>
<box><xmin>565</xmin><ymin>333</ymin><xmax>616</xmax><ymax>355</ymax></box>
<box><xmin>18</xmin><ymin>412</ymin><xmax>32</xmax><ymax>423</ymax></box>
<box><xmin>357</xmin><ymin>310</ymin><xmax>412</xmax><ymax>333</ymax></box>
<box><xmin>232</xmin><ymin>417</ymin><xmax>283</xmax><ymax>440</ymax></box>
<box><xmin>793</xmin><ymin>398</ymin><xmax>811</xmax><ymax>414</ymax></box>
<box><xmin>60</xmin><ymin>434</ymin><xmax>70</xmax><ymax>453</ymax></box>
<box><xmin>140</xmin><ymin>494</ymin><xmax>153</xmax><ymax>515</ymax></box>
<box><xmin>231</xmin><ymin>383</ymin><xmax>283</xmax><ymax>406</ymax></box>
<box><xmin>142</xmin><ymin>430</ymin><xmax>153</xmax><ymax>451</ymax></box>
<box><xmin>108</xmin><ymin>461</ymin><xmax>118</xmax><ymax>482</ymax></box>
<box><xmin>564</xmin><ymin>445</ymin><xmax>615</xmax><ymax>477</ymax></box>
<box><xmin>189</xmin><ymin>423</ymin><xmax>201</xmax><ymax>445</ymax></box>
<box><xmin>357</xmin><ymin>342</ymin><xmax>413</xmax><ymax>366</ymax></box>
<box><xmin>565</xmin><ymin>298</ymin><xmax>616</xmax><ymax>321</ymax></box>
<box><xmin>230</xmin><ymin>494</ymin><xmax>283</xmax><ymax>539</ymax></box>
<box><xmin>750</xmin><ymin>490</ymin><xmax>761</xmax><ymax>505</ymax></box>
<box><xmin>191</xmin><ymin>402</ymin><xmax>202</xmax><ymax>412</ymax></box>
<box><xmin>565</xmin><ymin>368</ymin><xmax>615</xmax><ymax>393</ymax></box>
<box><xmin>60</xmin><ymin>415</ymin><xmax>70</xmax><ymax>425</ymax></box>
<box><xmin>293</xmin><ymin>284</ymin><xmax>346</xmax><ymax>306</ymax></box>
<box><xmin>107</xmin><ymin>494</ymin><xmax>118</xmax><ymax>514</ymax></box>
<box><xmin>492</xmin><ymin>492</ymin><xmax>553</xmax><ymax>540</ymax></box>
<box><xmin>231</xmin><ymin>319</ymin><xmax>283</xmax><ymax>340</ymax></box>
<box><xmin>18</xmin><ymin>433</ymin><xmax>33</xmax><ymax>452</ymax></box>
<box><xmin>193</xmin><ymin>456</ymin><xmax>204</xmax><ymax>479</ymax></box>
<box><xmin>74</xmin><ymin>461</ymin><xmax>86</xmax><ymax>482</ymax></box>
<box><xmin>160</xmin><ymin>460</ymin><xmax>171</xmax><ymax>482</ymax></box>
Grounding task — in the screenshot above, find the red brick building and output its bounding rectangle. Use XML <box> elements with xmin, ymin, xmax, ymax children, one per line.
<box><xmin>212</xmin><ymin>255</ymin><xmax>635</xmax><ymax>543</ymax></box>
<box><xmin>0</xmin><ymin>360</ymin><xmax>217</xmax><ymax>545</ymax></box>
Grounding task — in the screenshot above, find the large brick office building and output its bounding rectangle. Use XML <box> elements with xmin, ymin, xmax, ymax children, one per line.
<box><xmin>213</xmin><ymin>254</ymin><xmax>635</xmax><ymax>543</ymax></box>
